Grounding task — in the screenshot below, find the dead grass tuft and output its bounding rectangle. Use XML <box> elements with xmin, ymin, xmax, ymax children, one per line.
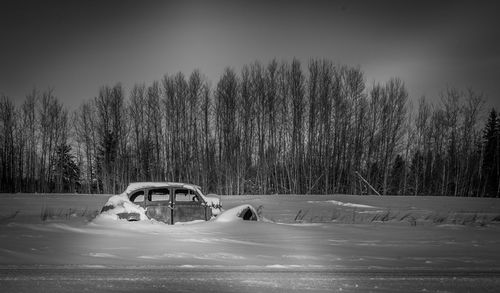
<box><xmin>294</xmin><ymin>209</ymin><xmax>309</xmax><ymax>222</ymax></box>
<box><xmin>0</xmin><ymin>210</ymin><xmax>20</xmax><ymax>223</ymax></box>
<box><xmin>295</xmin><ymin>207</ymin><xmax>500</xmax><ymax>227</ymax></box>
<box><xmin>40</xmin><ymin>206</ymin><xmax>99</xmax><ymax>222</ymax></box>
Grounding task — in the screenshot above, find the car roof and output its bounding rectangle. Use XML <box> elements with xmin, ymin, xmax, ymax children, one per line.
<box><xmin>124</xmin><ymin>182</ymin><xmax>202</xmax><ymax>195</ymax></box>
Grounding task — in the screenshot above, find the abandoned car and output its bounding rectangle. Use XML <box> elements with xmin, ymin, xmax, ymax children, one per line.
<box><xmin>100</xmin><ymin>182</ymin><xmax>259</xmax><ymax>224</ymax></box>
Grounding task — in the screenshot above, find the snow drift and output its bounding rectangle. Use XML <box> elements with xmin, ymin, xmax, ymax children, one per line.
<box><xmin>97</xmin><ymin>193</ymin><xmax>148</xmax><ymax>221</ymax></box>
<box><xmin>215</xmin><ymin>204</ymin><xmax>260</xmax><ymax>223</ymax></box>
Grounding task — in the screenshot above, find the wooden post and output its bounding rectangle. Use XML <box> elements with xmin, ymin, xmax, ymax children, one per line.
<box><xmin>355</xmin><ymin>171</ymin><xmax>381</xmax><ymax>196</ymax></box>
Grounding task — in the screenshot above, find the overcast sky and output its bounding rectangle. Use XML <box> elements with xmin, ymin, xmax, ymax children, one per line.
<box><xmin>1</xmin><ymin>0</ymin><xmax>499</xmax><ymax>110</ymax></box>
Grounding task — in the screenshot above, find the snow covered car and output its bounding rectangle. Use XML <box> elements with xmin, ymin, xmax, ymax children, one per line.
<box><xmin>100</xmin><ymin>182</ymin><xmax>222</xmax><ymax>224</ymax></box>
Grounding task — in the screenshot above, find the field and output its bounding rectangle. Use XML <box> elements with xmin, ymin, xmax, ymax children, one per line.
<box><xmin>1</xmin><ymin>193</ymin><xmax>500</xmax><ymax>292</ymax></box>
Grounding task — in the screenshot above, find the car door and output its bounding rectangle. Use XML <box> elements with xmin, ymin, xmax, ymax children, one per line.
<box><xmin>172</xmin><ymin>187</ymin><xmax>208</xmax><ymax>223</ymax></box>
<box><xmin>144</xmin><ymin>188</ymin><xmax>173</xmax><ymax>224</ymax></box>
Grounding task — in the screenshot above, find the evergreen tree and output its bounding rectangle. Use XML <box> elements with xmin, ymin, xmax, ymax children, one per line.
<box><xmin>481</xmin><ymin>109</ymin><xmax>499</xmax><ymax>197</ymax></box>
<box><xmin>54</xmin><ymin>144</ymin><xmax>80</xmax><ymax>192</ymax></box>
<box><xmin>390</xmin><ymin>155</ymin><xmax>405</xmax><ymax>195</ymax></box>
<box><xmin>410</xmin><ymin>151</ymin><xmax>424</xmax><ymax>195</ymax></box>
<box><xmin>497</xmin><ymin>111</ymin><xmax>500</xmax><ymax>196</ymax></box>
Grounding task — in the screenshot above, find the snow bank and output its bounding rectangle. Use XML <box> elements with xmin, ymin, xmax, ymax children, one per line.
<box><xmin>95</xmin><ymin>193</ymin><xmax>148</xmax><ymax>221</ymax></box>
<box><xmin>308</xmin><ymin>200</ymin><xmax>378</xmax><ymax>209</ymax></box>
<box><xmin>215</xmin><ymin>204</ymin><xmax>260</xmax><ymax>223</ymax></box>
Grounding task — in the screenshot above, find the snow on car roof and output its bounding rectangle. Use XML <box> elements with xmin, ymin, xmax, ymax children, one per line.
<box><xmin>124</xmin><ymin>182</ymin><xmax>202</xmax><ymax>195</ymax></box>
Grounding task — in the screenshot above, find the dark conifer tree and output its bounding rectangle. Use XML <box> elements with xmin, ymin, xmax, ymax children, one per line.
<box><xmin>54</xmin><ymin>144</ymin><xmax>80</xmax><ymax>192</ymax></box>
<box><xmin>481</xmin><ymin>109</ymin><xmax>499</xmax><ymax>197</ymax></box>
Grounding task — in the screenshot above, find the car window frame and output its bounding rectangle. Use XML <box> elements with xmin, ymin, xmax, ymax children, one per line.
<box><xmin>146</xmin><ymin>187</ymin><xmax>172</xmax><ymax>203</ymax></box>
<box><xmin>173</xmin><ymin>187</ymin><xmax>204</xmax><ymax>205</ymax></box>
<box><xmin>129</xmin><ymin>190</ymin><xmax>145</xmax><ymax>205</ymax></box>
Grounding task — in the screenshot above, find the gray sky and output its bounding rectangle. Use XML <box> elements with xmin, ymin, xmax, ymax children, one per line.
<box><xmin>1</xmin><ymin>0</ymin><xmax>499</xmax><ymax>110</ymax></box>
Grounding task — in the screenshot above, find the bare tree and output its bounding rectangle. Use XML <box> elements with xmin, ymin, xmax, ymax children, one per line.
<box><xmin>4</xmin><ymin>58</ymin><xmax>498</xmax><ymax>196</ymax></box>
<box><xmin>0</xmin><ymin>95</ymin><xmax>16</xmax><ymax>192</ymax></box>
<box><xmin>94</xmin><ymin>84</ymin><xmax>127</xmax><ymax>194</ymax></box>
<box><xmin>289</xmin><ymin>59</ymin><xmax>306</xmax><ymax>193</ymax></box>
<box><xmin>380</xmin><ymin>79</ymin><xmax>408</xmax><ymax>195</ymax></box>
<box><xmin>215</xmin><ymin>68</ymin><xmax>240</xmax><ymax>194</ymax></box>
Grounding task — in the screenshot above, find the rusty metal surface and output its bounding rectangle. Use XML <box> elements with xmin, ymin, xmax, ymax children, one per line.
<box><xmin>117</xmin><ymin>212</ymin><xmax>140</xmax><ymax>221</ymax></box>
<box><xmin>172</xmin><ymin>203</ymin><xmax>207</xmax><ymax>223</ymax></box>
<box><xmin>145</xmin><ymin>204</ymin><xmax>172</xmax><ymax>224</ymax></box>
<box><xmin>117</xmin><ymin>183</ymin><xmax>218</xmax><ymax>224</ymax></box>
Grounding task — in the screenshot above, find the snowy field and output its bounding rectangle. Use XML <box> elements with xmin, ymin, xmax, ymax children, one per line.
<box><xmin>1</xmin><ymin>193</ymin><xmax>500</xmax><ymax>292</ymax></box>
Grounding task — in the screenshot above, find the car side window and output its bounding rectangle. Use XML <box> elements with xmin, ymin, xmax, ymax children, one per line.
<box><xmin>130</xmin><ymin>190</ymin><xmax>144</xmax><ymax>203</ymax></box>
<box><xmin>149</xmin><ymin>188</ymin><xmax>170</xmax><ymax>202</ymax></box>
<box><xmin>175</xmin><ymin>188</ymin><xmax>198</xmax><ymax>202</ymax></box>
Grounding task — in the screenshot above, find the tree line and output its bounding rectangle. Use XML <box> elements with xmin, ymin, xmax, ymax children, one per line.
<box><xmin>0</xmin><ymin>59</ymin><xmax>499</xmax><ymax>196</ymax></box>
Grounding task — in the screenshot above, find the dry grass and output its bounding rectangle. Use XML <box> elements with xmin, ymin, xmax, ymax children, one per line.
<box><xmin>40</xmin><ymin>206</ymin><xmax>99</xmax><ymax>222</ymax></box>
<box><xmin>289</xmin><ymin>207</ymin><xmax>500</xmax><ymax>227</ymax></box>
<box><xmin>0</xmin><ymin>210</ymin><xmax>20</xmax><ymax>223</ymax></box>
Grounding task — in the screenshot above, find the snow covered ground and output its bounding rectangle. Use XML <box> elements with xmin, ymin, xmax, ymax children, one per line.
<box><xmin>1</xmin><ymin>193</ymin><xmax>500</xmax><ymax>292</ymax></box>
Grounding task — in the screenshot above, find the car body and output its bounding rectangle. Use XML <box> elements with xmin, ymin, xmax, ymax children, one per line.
<box><xmin>101</xmin><ymin>182</ymin><xmax>222</xmax><ymax>224</ymax></box>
